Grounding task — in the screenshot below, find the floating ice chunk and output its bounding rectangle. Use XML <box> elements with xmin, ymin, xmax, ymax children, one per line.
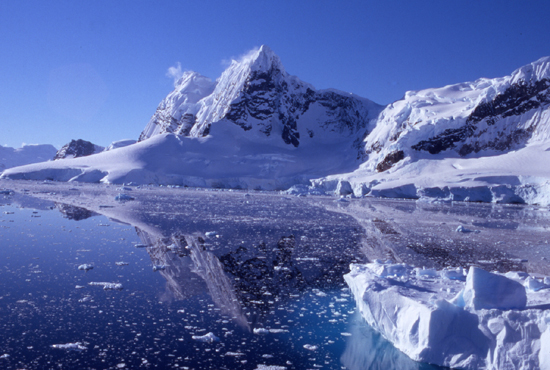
<box><xmin>78</xmin><ymin>264</ymin><xmax>93</xmax><ymax>271</ymax></box>
<box><xmin>346</xmin><ymin>263</ymin><xmax>550</xmax><ymax>369</ymax></box>
<box><xmin>253</xmin><ymin>328</ymin><xmax>270</xmax><ymax>335</ymax></box>
<box><xmin>525</xmin><ymin>276</ymin><xmax>547</xmax><ymax>292</ymax></box>
<box><xmin>115</xmin><ymin>262</ymin><xmax>129</xmax><ymax>266</ymax></box>
<box><xmin>303</xmin><ymin>344</ymin><xmax>318</xmax><ymax>351</ymax></box>
<box><xmin>0</xmin><ymin>354</ymin><xmax>9</xmax><ymax>359</ymax></box>
<box><xmin>51</xmin><ymin>342</ymin><xmax>87</xmax><ymax>351</ymax></box>
<box><xmin>205</xmin><ymin>231</ymin><xmax>217</xmax><ymax>238</ymax></box>
<box><xmin>134</xmin><ymin>243</ymin><xmax>147</xmax><ymax>248</ymax></box>
<box><xmin>152</xmin><ymin>264</ymin><xmax>166</xmax><ymax>272</ymax></box>
<box><xmin>254</xmin><ymin>365</ymin><xmax>287</xmax><ymax>370</ymax></box>
<box><xmin>115</xmin><ymin>193</ymin><xmax>134</xmax><ymax>201</ymax></box>
<box><xmin>177</xmin><ymin>309</ymin><xmax>185</xmax><ymax>314</ymax></box>
<box><xmin>75</xmin><ymin>285</ymin><xmax>84</xmax><ymax>289</ymax></box>
<box><xmin>88</xmin><ymin>282</ymin><xmax>123</xmax><ymax>291</ymax></box>
<box><xmin>192</xmin><ymin>332</ymin><xmax>219</xmax><ymax>343</ymax></box>
<box><xmin>455</xmin><ymin>225</ymin><xmax>479</xmax><ymax>233</ymax></box>
<box><xmin>459</xmin><ymin>266</ymin><xmax>526</xmax><ymax>310</ymax></box>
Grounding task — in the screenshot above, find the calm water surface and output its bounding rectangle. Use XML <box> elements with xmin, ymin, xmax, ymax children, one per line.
<box><xmin>0</xmin><ymin>185</ymin><xmax>444</xmax><ymax>370</ymax></box>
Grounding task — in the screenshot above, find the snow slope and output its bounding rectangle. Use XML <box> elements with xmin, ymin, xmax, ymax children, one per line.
<box><xmin>0</xmin><ymin>144</ymin><xmax>57</xmax><ymax>171</ymax></box>
<box><xmin>1</xmin><ymin>128</ymin><xmax>368</xmax><ymax>190</ymax></box>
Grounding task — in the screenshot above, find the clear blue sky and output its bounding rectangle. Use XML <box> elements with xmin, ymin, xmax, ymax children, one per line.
<box><xmin>1</xmin><ymin>0</ymin><xmax>549</xmax><ymax>148</ymax></box>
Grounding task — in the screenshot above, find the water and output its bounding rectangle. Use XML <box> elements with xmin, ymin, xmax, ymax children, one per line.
<box><xmin>3</xmin><ymin>181</ymin><xmax>550</xmax><ymax>369</ymax></box>
<box><xmin>0</xmin><ymin>183</ymin><xmax>446</xmax><ymax>370</ymax></box>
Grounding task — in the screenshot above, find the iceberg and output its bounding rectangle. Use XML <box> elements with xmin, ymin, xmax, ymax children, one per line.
<box><xmin>345</xmin><ymin>261</ymin><xmax>550</xmax><ymax>369</ymax></box>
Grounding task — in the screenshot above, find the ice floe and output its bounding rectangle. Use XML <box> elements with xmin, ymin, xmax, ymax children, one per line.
<box><xmin>88</xmin><ymin>282</ymin><xmax>123</xmax><ymax>291</ymax></box>
<box><xmin>50</xmin><ymin>342</ymin><xmax>87</xmax><ymax>351</ymax></box>
<box><xmin>345</xmin><ymin>260</ymin><xmax>550</xmax><ymax>369</ymax></box>
<box><xmin>191</xmin><ymin>332</ymin><xmax>219</xmax><ymax>343</ymax></box>
<box><xmin>77</xmin><ymin>264</ymin><xmax>93</xmax><ymax>271</ymax></box>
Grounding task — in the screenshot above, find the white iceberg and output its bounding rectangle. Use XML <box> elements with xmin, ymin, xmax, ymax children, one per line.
<box><xmin>345</xmin><ymin>261</ymin><xmax>550</xmax><ymax>369</ymax></box>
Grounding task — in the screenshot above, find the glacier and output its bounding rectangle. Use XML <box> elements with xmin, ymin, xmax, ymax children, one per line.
<box><xmin>345</xmin><ymin>261</ymin><xmax>550</xmax><ymax>369</ymax></box>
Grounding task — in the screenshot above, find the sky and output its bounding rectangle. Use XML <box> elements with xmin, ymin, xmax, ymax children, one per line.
<box><xmin>1</xmin><ymin>0</ymin><xmax>550</xmax><ymax>149</ymax></box>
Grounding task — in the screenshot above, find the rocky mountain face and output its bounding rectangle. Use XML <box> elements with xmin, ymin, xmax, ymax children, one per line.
<box><xmin>362</xmin><ymin>57</ymin><xmax>550</xmax><ymax>173</ymax></box>
<box><xmin>139</xmin><ymin>45</ymin><xmax>382</xmax><ymax>151</ymax></box>
<box><xmin>53</xmin><ymin>139</ymin><xmax>104</xmax><ymax>160</ymax></box>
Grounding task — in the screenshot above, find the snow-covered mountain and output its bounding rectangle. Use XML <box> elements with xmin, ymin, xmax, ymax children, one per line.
<box><xmin>0</xmin><ymin>46</ymin><xmax>382</xmax><ymax>189</ymax></box>
<box><xmin>313</xmin><ymin>57</ymin><xmax>550</xmax><ymax>205</ymax></box>
<box><xmin>3</xmin><ymin>48</ymin><xmax>550</xmax><ymax>204</ymax></box>
<box><xmin>140</xmin><ymin>45</ymin><xmax>381</xmax><ymax>151</ymax></box>
<box><xmin>0</xmin><ymin>144</ymin><xmax>57</xmax><ymax>171</ymax></box>
<box><xmin>361</xmin><ymin>56</ymin><xmax>550</xmax><ymax>173</ymax></box>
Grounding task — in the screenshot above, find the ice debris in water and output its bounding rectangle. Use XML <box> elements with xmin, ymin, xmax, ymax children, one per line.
<box><xmin>253</xmin><ymin>328</ymin><xmax>270</xmax><ymax>335</ymax></box>
<box><xmin>51</xmin><ymin>342</ymin><xmax>87</xmax><ymax>351</ymax></box>
<box><xmin>78</xmin><ymin>264</ymin><xmax>93</xmax><ymax>271</ymax></box>
<box><xmin>134</xmin><ymin>243</ymin><xmax>147</xmax><ymax>248</ymax></box>
<box><xmin>345</xmin><ymin>260</ymin><xmax>550</xmax><ymax>369</ymax></box>
<box><xmin>115</xmin><ymin>193</ymin><xmax>134</xmax><ymax>201</ymax></box>
<box><xmin>0</xmin><ymin>354</ymin><xmax>9</xmax><ymax>359</ymax></box>
<box><xmin>191</xmin><ymin>332</ymin><xmax>219</xmax><ymax>343</ymax></box>
<box><xmin>254</xmin><ymin>366</ymin><xmax>287</xmax><ymax>370</ymax></box>
<box><xmin>88</xmin><ymin>282</ymin><xmax>123</xmax><ymax>291</ymax></box>
<box><xmin>0</xmin><ymin>189</ymin><xmax>14</xmax><ymax>195</ymax></box>
<box><xmin>303</xmin><ymin>344</ymin><xmax>318</xmax><ymax>351</ymax></box>
<box><xmin>152</xmin><ymin>264</ymin><xmax>166</xmax><ymax>272</ymax></box>
<box><xmin>115</xmin><ymin>261</ymin><xmax>129</xmax><ymax>266</ymax></box>
<box><xmin>205</xmin><ymin>231</ymin><xmax>217</xmax><ymax>238</ymax></box>
<box><xmin>455</xmin><ymin>225</ymin><xmax>480</xmax><ymax>233</ymax></box>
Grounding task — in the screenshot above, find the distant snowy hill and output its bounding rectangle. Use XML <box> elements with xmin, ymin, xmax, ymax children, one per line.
<box><xmin>3</xmin><ymin>49</ymin><xmax>550</xmax><ymax>205</ymax></box>
<box><xmin>0</xmin><ymin>144</ymin><xmax>57</xmax><ymax>171</ymax></box>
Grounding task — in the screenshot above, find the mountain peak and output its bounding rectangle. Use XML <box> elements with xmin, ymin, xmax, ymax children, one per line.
<box><xmin>236</xmin><ymin>45</ymin><xmax>284</xmax><ymax>74</ymax></box>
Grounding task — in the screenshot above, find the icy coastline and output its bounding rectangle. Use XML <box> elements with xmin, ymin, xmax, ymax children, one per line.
<box><xmin>345</xmin><ymin>261</ymin><xmax>550</xmax><ymax>369</ymax></box>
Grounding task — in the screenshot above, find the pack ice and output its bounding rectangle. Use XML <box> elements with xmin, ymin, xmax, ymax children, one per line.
<box><xmin>345</xmin><ymin>261</ymin><xmax>550</xmax><ymax>369</ymax></box>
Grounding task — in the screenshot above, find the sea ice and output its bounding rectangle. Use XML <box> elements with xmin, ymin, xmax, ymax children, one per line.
<box><xmin>88</xmin><ymin>282</ymin><xmax>123</xmax><ymax>291</ymax></box>
<box><xmin>51</xmin><ymin>342</ymin><xmax>87</xmax><ymax>351</ymax></box>
<box><xmin>191</xmin><ymin>332</ymin><xmax>219</xmax><ymax>343</ymax></box>
<box><xmin>345</xmin><ymin>261</ymin><xmax>550</xmax><ymax>369</ymax></box>
<box><xmin>115</xmin><ymin>193</ymin><xmax>135</xmax><ymax>201</ymax></box>
<box><xmin>78</xmin><ymin>264</ymin><xmax>93</xmax><ymax>271</ymax></box>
